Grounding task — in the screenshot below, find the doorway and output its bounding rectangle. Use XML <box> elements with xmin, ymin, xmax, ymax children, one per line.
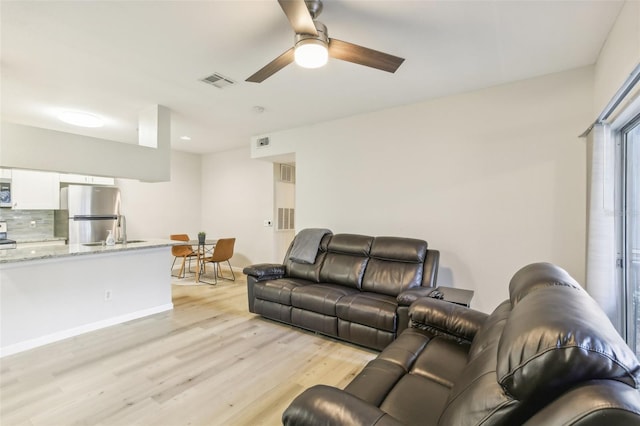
<box><xmin>274</xmin><ymin>163</ymin><xmax>296</xmax><ymax>262</ymax></box>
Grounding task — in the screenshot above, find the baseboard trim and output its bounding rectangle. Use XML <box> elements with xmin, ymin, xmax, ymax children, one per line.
<box><xmin>0</xmin><ymin>303</ymin><xmax>174</xmax><ymax>358</ymax></box>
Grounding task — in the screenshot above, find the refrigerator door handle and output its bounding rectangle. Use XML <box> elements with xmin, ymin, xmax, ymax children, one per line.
<box><xmin>72</xmin><ymin>215</ymin><xmax>119</xmax><ymax>221</ymax></box>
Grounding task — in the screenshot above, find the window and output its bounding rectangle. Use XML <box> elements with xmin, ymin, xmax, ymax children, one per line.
<box><xmin>620</xmin><ymin>116</ymin><xmax>640</xmax><ymax>355</ymax></box>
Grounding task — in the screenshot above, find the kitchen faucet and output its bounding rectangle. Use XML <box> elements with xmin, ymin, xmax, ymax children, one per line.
<box><xmin>118</xmin><ymin>215</ymin><xmax>127</xmax><ymax>244</ymax></box>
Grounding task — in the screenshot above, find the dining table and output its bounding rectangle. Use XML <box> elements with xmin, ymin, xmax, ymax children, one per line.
<box><xmin>188</xmin><ymin>239</ymin><xmax>217</xmax><ymax>283</ymax></box>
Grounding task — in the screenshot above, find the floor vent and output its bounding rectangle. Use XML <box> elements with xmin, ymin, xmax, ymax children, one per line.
<box><xmin>200</xmin><ymin>72</ymin><xmax>235</xmax><ymax>89</ymax></box>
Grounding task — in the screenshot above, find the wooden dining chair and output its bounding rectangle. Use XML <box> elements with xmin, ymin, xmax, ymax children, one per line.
<box><xmin>200</xmin><ymin>238</ymin><xmax>236</xmax><ymax>284</ymax></box>
<box><xmin>170</xmin><ymin>234</ymin><xmax>197</xmax><ymax>278</ymax></box>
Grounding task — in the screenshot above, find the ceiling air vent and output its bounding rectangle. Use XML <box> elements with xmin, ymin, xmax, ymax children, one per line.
<box><xmin>256</xmin><ymin>137</ymin><xmax>270</xmax><ymax>148</ymax></box>
<box><xmin>200</xmin><ymin>72</ymin><xmax>235</xmax><ymax>89</ymax></box>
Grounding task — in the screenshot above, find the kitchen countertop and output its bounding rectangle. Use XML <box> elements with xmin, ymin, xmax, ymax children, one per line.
<box><xmin>0</xmin><ymin>239</ymin><xmax>178</xmax><ymax>264</ymax></box>
<box><xmin>15</xmin><ymin>237</ymin><xmax>67</xmax><ymax>244</ymax></box>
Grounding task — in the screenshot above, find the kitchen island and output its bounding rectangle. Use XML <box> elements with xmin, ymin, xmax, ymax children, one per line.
<box><xmin>0</xmin><ymin>240</ymin><xmax>176</xmax><ymax>356</ymax></box>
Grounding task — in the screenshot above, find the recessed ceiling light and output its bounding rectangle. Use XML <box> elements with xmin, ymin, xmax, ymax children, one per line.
<box><xmin>58</xmin><ymin>110</ymin><xmax>104</xmax><ymax>128</ymax></box>
<box><xmin>180</xmin><ymin>136</ymin><xmax>191</xmax><ymax>141</ymax></box>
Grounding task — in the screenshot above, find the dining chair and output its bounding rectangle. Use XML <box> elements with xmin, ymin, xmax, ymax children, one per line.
<box><xmin>200</xmin><ymin>238</ymin><xmax>236</xmax><ymax>284</ymax></box>
<box><xmin>170</xmin><ymin>234</ymin><xmax>197</xmax><ymax>278</ymax></box>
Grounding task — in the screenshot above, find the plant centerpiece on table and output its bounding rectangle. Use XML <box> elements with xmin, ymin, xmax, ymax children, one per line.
<box><xmin>198</xmin><ymin>231</ymin><xmax>206</xmax><ymax>244</ymax></box>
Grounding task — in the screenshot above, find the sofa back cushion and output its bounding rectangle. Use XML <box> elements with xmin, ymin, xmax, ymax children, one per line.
<box><xmin>439</xmin><ymin>263</ymin><xmax>640</xmax><ymax>426</ymax></box>
<box><xmin>497</xmin><ymin>286</ymin><xmax>640</xmax><ymax>400</ymax></box>
<box><xmin>508</xmin><ymin>261</ymin><xmax>583</xmax><ymax>305</ymax></box>
<box><xmin>362</xmin><ymin>237</ymin><xmax>428</xmax><ymax>296</ymax></box>
<box><xmin>285</xmin><ymin>233</ymin><xmax>332</xmax><ymax>283</ymax></box>
<box><xmin>319</xmin><ymin>234</ymin><xmax>373</xmax><ymax>289</ymax></box>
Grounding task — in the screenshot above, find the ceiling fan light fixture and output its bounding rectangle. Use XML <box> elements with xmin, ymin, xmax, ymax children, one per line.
<box><xmin>294</xmin><ymin>38</ymin><xmax>328</xmax><ymax>69</ymax></box>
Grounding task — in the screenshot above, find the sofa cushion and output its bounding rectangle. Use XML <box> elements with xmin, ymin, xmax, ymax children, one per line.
<box><xmin>254</xmin><ymin>299</ymin><xmax>292</xmax><ymax>323</ymax></box>
<box><xmin>326</xmin><ymin>233</ymin><xmax>374</xmax><ymax>256</ymax></box>
<box><xmin>345</xmin><ymin>358</ymin><xmax>408</xmax><ymax>406</ymax></box>
<box><xmin>497</xmin><ymin>286</ymin><xmax>640</xmax><ymax>401</ymax></box>
<box><xmin>318</xmin><ymin>234</ymin><xmax>373</xmax><ymax>289</ymax></box>
<box><xmin>380</xmin><ymin>374</ymin><xmax>450</xmax><ymax>425</ymax></box>
<box><xmin>291</xmin><ymin>284</ymin><xmax>359</xmax><ymax>316</ymax></box>
<box><xmin>378</xmin><ymin>337</ymin><xmax>469</xmax><ymax>425</ymax></box>
<box><xmin>291</xmin><ymin>308</ymin><xmax>338</xmax><ymax>336</ymax></box>
<box><xmin>361</xmin><ymin>237</ymin><xmax>428</xmax><ymax>296</ymax></box>
<box><xmin>361</xmin><ymin>259</ymin><xmax>424</xmax><ymax>296</ymax></box>
<box><xmin>344</xmin><ymin>329</ymin><xmax>432</xmax><ymax>406</ymax></box>
<box><xmin>336</xmin><ymin>292</ymin><xmax>398</xmax><ymax>332</ymax></box>
<box><xmin>254</xmin><ymin>278</ymin><xmax>310</xmax><ymax>305</ymax></box>
<box><xmin>337</xmin><ymin>321</ymin><xmax>396</xmax><ymax>351</ymax></box>
<box><xmin>369</xmin><ymin>236</ymin><xmax>427</xmax><ymax>262</ymax></box>
<box><xmin>285</xmin><ymin>234</ymin><xmax>332</xmax><ymax>282</ymax></box>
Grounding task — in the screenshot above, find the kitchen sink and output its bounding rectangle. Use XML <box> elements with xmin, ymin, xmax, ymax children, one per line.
<box><xmin>83</xmin><ymin>240</ymin><xmax>146</xmax><ymax>247</ymax></box>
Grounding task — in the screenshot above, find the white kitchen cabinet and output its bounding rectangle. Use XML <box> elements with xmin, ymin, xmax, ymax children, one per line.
<box><xmin>11</xmin><ymin>170</ymin><xmax>60</xmax><ymax>210</ymax></box>
<box><xmin>59</xmin><ymin>173</ymin><xmax>115</xmax><ymax>186</ymax></box>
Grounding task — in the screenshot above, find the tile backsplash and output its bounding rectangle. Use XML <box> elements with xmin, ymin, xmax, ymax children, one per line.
<box><xmin>0</xmin><ymin>210</ymin><xmax>55</xmax><ymax>241</ymax></box>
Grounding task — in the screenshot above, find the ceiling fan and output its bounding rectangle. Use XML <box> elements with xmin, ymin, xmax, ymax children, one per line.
<box><xmin>246</xmin><ymin>0</ymin><xmax>405</xmax><ymax>83</ymax></box>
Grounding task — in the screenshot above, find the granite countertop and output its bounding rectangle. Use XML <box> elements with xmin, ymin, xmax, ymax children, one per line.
<box><xmin>0</xmin><ymin>239</ymin><xmax>178</xmax><ymax>264</ymax></box>
<box><xmin>15</xmin><ymin>237</ymin><xmax>67</xmax><ymax>244</ymax></box>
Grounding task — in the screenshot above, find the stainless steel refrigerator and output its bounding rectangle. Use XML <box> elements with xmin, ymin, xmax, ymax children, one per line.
<box><xmin>55</xmin><ymin>185</ymin><xmax>122</xmax><ymax>244</ymax></box>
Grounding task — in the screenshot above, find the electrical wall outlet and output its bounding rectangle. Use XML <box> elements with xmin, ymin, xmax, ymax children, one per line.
<box><xmin>263</xmin><ymin>219</ymin><xmax>273</xmax><ymax>227</ymax></box>
<box><xmin>29</xmin><ymin>221</ymin><xmax>37</xmax><ymax>228</ymax></box>
<box><xmin>104</xmin><ymin>289</ymin><xmax>112</xmax><ymax>301</ymax></box>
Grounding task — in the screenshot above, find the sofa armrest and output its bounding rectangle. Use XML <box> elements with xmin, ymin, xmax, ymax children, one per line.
<box><xmin>409</xmin><ymin>298</ymin><xmax>488</xmax><ymax>343</ymax></box>
<box><xmin>242</xmin><ymin>263</ymin><xmax>286</xmax><ymax>281</ymax></box>
<box><xmin>283</xmin><ymin>385</ymin><xmax>403</xmax><ymax>426</ymax></box>
<box><xmin>397</xmin><ymin>287</ymin><xmax>436</xmax><ymax>306</ymax></box>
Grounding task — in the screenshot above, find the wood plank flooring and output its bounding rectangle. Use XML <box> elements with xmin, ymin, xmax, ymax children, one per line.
<box><xmin>0</xmin><ymin>272</ymin><xmax>377</xmax><ymax>425</ymax></box>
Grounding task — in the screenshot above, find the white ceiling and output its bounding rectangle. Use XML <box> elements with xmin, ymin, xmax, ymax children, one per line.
<box><xmin>1</xmin><ymin>0</ymin><xmax>623</xmax><ymax>154</ymax></box>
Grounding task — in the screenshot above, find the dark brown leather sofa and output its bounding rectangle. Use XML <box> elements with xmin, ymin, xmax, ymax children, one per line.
<box><xmin>282</xmin><ymin>262</ymin><xmax>640</xmax><ymax>426</ymax></box>
<box><xmin>243</xmin><ymin>233</ymin><xmax>440</xmax><ymax>350</ymax></box>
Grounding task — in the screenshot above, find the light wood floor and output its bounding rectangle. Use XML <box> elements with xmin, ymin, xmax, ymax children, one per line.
<box><xmin>0</xmin><ymin>271</ymin><xmax>377</xmax><ymax>426</ymax></box>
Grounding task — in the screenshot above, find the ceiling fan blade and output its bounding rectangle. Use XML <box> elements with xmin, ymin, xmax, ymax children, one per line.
<box><xmin>246</xmin><ymin>48</ymin><xmax>295</xmax><ymax>83</ymax></box>
<box><xmin>278</xmin><ymin>0</ymin><xmax>318</xmax><ymax>36</ymax></box>
<box><xmin>328</xmin><ymin>39</ymin><xmax>405</xmax><ymax>73</ymax></box>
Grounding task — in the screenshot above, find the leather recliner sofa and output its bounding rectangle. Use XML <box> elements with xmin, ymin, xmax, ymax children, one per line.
<box><xmin>243</xmin><ymin>233</ymin><xmax>440</xmax><ymax>350</ymax></box>
<box><xmin>283</xmin><ymin>262</ymin><xmax>640</xmax><ymax>425</ymax></box>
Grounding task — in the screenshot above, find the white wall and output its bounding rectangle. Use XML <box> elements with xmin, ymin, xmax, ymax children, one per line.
<box><xmin>261</xmin><ymin>67</ymin><xmax>592</xmax><ymax>313</ymax></box>
<box><xmin>594</xmin><ymin>0</ymin><xmax>640</xmax><ymax>115</ymax></box>
<box><xmin>116</xmin><ymin>150</ymin><xmax>201</xmax><ymax>240</ymax></box>
<box><xmin>1</xmin><ymin>105</ymin><xmax>170</xmax><ymax>182</ymax></box>
<box><xmin>201</xmin><ymin>147</ymin><xmax>276</xmax><ymax>267</ymax></box>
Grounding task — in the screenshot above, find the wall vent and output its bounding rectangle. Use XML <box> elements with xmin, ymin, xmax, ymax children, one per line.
<box><xmin>277</xmin><ymin>207</ymin><xmax>295</xmax><ymax>231</ymax></box>
<box><xmin>256</xmin><ymin>137</ymin><xmax>270</xmax><ymax>148</ymax></box>
<box><xmin>279</xmin><ymin>164</ymin><xmax>295</xmax><ymax>183</ymax></box>
<box><xmin>200</xmin><ymin>72</ymin><xmax>235</xmax><ymax>89</ymax></box>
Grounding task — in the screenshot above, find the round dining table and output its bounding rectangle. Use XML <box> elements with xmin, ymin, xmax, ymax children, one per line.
<box><xmin>188</xmin><ymin>239</ymin><xmax>217</xmax><ymax>283</ymax></box>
